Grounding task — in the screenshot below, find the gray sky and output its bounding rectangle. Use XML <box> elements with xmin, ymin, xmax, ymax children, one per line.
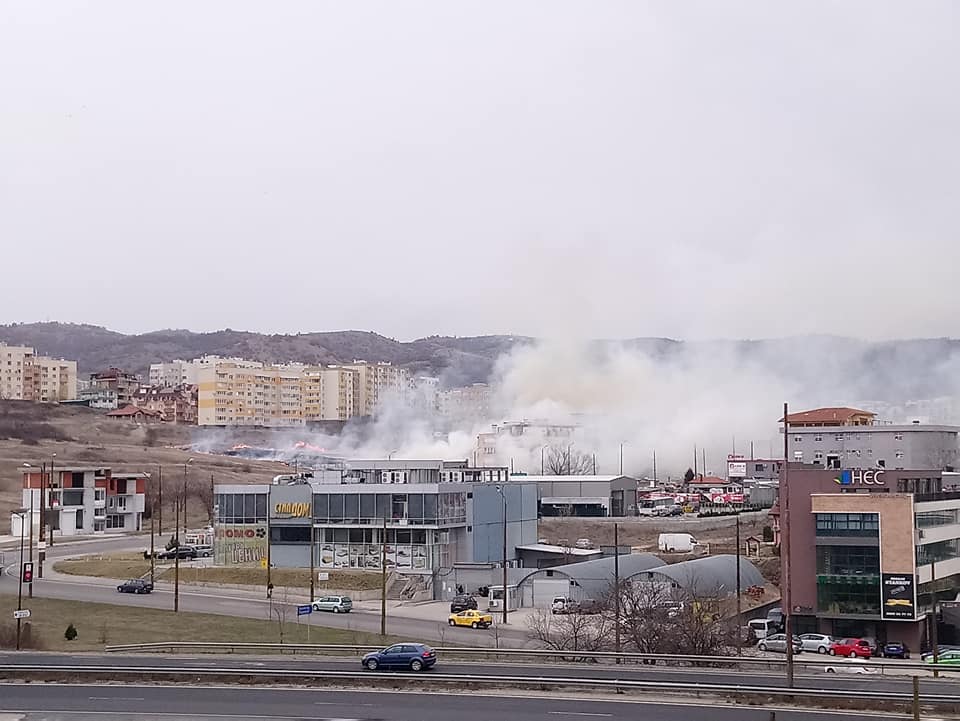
<box><xmin>1</xmin><ymin>1</ymin><xmax>957</xmax><ymax>341</ymax></box>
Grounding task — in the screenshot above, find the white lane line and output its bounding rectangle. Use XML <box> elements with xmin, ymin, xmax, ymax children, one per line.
<box><xmin>88</xmin><ymin>696</ymin><xmax>146</xmax><ymax>701</ymax></box>
<box><xmin>548</xmin><ymin>713</ymin><xmax>612</xmax><ymax>718</ymax></box>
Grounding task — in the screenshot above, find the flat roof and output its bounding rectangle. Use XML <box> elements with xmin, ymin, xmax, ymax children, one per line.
<box><xmin>516</xmin><ymin>543</ymin><xmax>601</xmax><ymax>556</ymax></box>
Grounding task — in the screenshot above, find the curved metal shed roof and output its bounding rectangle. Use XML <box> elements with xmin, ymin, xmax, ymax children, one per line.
<box><xmin>516</xmin><ymin>553</ymin><xmax>666</xmax><ymax>598</ymax></box>
<box><xmin>628</xmin><ymin>554</ymin><xmax>765</xmax><ymax>597</ymax></box>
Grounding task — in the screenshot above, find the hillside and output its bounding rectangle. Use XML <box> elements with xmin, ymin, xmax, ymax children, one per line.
<box><xmin>0</xmin><ymin>323</ymin><xmax>528</xmax><ymax>384</ymax></box>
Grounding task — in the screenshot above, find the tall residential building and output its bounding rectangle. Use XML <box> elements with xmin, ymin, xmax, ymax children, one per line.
<box><xmin>0</xmin><ymin>344</ymin><xmax>77</xmax><ymax>402</ymax></box>
<box><xmin>343</xmin><ymin>361</ymin><xmax>408</xmax><ymax>417</ymax></box>
<box><xmin>197</xmin><ymin>362</ymin><xmax>303</xmax><ymax>427</ymax></box>
<box><xmin>90</xmin><ymin>368</ymin><xmax>140</xmax><ymax>407</ymax></box>
<box><xmin>149</xmin><ymin>356</ymin><xmax>263</xmax><ymax>387</ymax></box>
<box><xmin>302</xmin><ymin>366</ymin><xmax>359</xmax><ymax>422</ymax></box>
<box><xmin>438</xmin><ymin>383</ymin><xmax>493</xmax><ymax>422</ymax></box>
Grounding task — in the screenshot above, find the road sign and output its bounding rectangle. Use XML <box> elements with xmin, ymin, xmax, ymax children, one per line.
<box><xmin>260</xmin><ymin>558</ymin><xmax>267</xmax><ymax>569</ymax></box>
<box><xmin>22</xmin><ymin>562</ymin><xmax>33</xmax><ymax>584</ymax></box>
<box><xmin>38</xmin><ymin>542</ymin><xmax>46</xmax><ymax>551</ymax></box>
<box><xmin>13</xmin><ymin>609</ymin><xmax>30</xmax><ymax>619</ymax></box>
<box><xmin>297</xmin><ymin>604</ymin><xmax>312</xmax><ymax>617</ymax></box>
<box><xmin>317</xmin><ymin>572</ymin><xmax>329</xmax><ymax>582</ymax></box>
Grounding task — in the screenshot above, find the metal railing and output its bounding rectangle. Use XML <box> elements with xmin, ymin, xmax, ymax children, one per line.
<box><xmin>102</xmin><ymin>641</ymin><xmax>960</xmax><ymax>674</ymax></box>
<box><xmin>1</xmin><ymin>663</ymin><xmax>958</xmax><ymax>705</ymax></box>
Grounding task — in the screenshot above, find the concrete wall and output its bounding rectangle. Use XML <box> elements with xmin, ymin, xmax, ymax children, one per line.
<box><xmin>469</xmin><ymin>483</ymin><xmax>538</xmax><ymax>563</ymax></box>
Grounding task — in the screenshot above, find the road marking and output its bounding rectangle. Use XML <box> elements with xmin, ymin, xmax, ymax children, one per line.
<box><xmin>548</xmin><ymin>714</ymin><xmax>612</xmax><ymax>718</ymax></box>
<box><xmin>88</xmin><ymin>696</ymin><xmax>146</xmax><ymax>701</ymax></box>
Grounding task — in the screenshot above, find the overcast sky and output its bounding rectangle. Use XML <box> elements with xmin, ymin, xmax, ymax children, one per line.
<box><xmin>1</xmin><ymin>2</ymin><xmax>957</xmax><ymax>341</ymax></box>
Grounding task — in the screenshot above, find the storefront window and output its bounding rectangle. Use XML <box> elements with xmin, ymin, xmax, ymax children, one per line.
<box><xmin>916</xmin><ymin>510</ymin><xmax>959</xmax><ymax>528</ymax></box>
<box><xmin>815</xmin><ymin>513</ymin><xmax>879</xmax><ymax>537</ymax></box>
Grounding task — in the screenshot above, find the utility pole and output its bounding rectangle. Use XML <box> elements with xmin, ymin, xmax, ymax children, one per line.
<box><xmin>48</xmin><ymin>454</ymin><xmax>55</xmax><ymax>546</ymax></box>
<box><xmin>541</xmin><ymin>446</ymin><xmax>545</xmax><ymax>475</ymax></box>
<box><xmin>652</xmin><ymin>450</ymin><xmax>657</xmax><ymax>484</ymax></box>
<box><xmin>157</xmin><ymin>465</ymin><xmax>163</xmax><ymax>534</ymax></box>
<box><xmin>693</xmin><ymin>446</ymin><xmax>698</xmax><ymax>480</ymax></box>
<box><xmin>782</xmin><ymin>402</ymin><xmax>794</xmax><ymax>688</ymax></box>
<box><xmin>28</xmin><ymin>481</ymin><xmax>34</xmax><ymax>599</ymax></box>
<box><xmin>15</xmin><ymin>510</ymin><xmax>25</xmax><ymax>650</ymax></box>
<box><xmin>174</xmin><ymin>487</ymin><xmax>180</xmax><ymax>613</ymax></box>
<box><xmin>501</xmin><ymin>487</ymin><xmax>508</xmax><ymax>625</ymax></box>
<box><xmin>38</xmin><ymin>462</ymin><xmax>46</xmax><ymax>581</ymax></box>
<box><xmin>614</xmin><ymin>523</ymin><xmax>621</xmax><ymax>656</ymax></box>
<box><xmin>932</xmin><ymin>558</ymin><xmax>940</xmax><ymax>677</ymax></box>
<box><xmin>380</xmin><ymin>515</ymin><xmax>387</xmax><ymax>637</ymax></box>
<box><xmin>619</xmin><ymin>443</ymin><xmax>623</xmax><ymax>475</ymax></box>
<box><xmin>735</xmin><ymin>512</ymin><xmax>742</xmax><ymax>655</ymax></box>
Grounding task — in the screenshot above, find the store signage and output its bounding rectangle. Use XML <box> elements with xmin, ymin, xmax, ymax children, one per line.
<box><xmin>881</xmin><ymin>573</ymin><xmax>916</xmax><ymax>620</ymax></box>
<box><xmin>727</xmin><ymin>462</ymin><xmax>747</xmax><ymax>478</ymax></box>
<box><xmin>273</xmin><ymin>502</ymin><xmax>311</xmax><ymax>518</ymax></box>
<box><xmin>835</xmin><ymin>469</ymin><xmax>885</xmax><ymax>486</ymax></box>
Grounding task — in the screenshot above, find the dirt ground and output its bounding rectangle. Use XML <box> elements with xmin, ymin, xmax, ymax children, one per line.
<box><xmin>0</xmin><ymin>400</ymin><xmax>285</xmax><ymax>528</ymax></box>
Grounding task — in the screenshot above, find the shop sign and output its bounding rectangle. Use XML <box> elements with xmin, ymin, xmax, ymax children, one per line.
<box><xmin>881</xmin><ymin>573</ymin><xmax>916</xmax><ymax>620</ymax></box>
<box><xmin>835</xmin><ymin>469</ymin><xmax>885</xmax><ymax>486</ymax></box>
<box><xmin>273</xmin><ymin>502</ymin><xmax>311</xmax><ymax>518</ymax></box>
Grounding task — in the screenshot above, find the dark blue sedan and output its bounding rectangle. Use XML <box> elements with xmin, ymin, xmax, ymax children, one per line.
<box><xmin>882</xmin><ymin>641</ymin><xmax>910</xmax><ymax>659</ymax></box>
<box><xmin>361</xmin><ymin>643</ymin><xmax>437</xmax><ymax>672</ymax></box>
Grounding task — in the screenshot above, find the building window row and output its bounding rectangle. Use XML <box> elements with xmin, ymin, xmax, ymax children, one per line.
<box><xmin>916</xmin><ymin>509</ymin><xmax>959</xmax><ymax>528</ymax></box>
<box><xmin>917</xmin><ymin>539</ymin><xmax>960</xmax><ymax>566</ymax></box>
<box><xmin>816</xmin><ymin>545</ymin><xmax>880</xmax><ymax>577</ymax></box>
<box><xmin>215</xmin><ymin>493</ymin><xmax>268</xmax><ymax>523</ymax></box>
<box><xmin>815</xmin><ymin>513</ymin><xmax>879</xmax><ymax>537</ymax></box>
<box><xmin>313</xmin><ymin>492</ymin><xmax>466</xmax><ymax>525</ymax></box>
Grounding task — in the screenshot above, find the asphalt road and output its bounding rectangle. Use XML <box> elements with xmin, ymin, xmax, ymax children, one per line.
<box><xmin>0</xmin><ymin>536</ymin><xmax>530</xmax><ymax>647</ymax></box>
<box><xmin>0</xmin><ymin>683</ymin><xmax>909</xmax><ymax>720</ymax></box>
<box><xmin>0</xmin><ymin>651</ymin><xmax>944</xmax><ymax>694</ymax></box>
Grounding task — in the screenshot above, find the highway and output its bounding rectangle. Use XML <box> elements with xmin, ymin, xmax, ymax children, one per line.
<box><xmin>0</xmin><ymin>683</ymin><xmax>912</xmax><ymax>720</ymax></box>
<box><xmin>0</xmin><ymin>651</ymin><xmax>949</xmax><ymax>694</ymax></box>
<box><xmin>0</xmin><ymin>535</ymin><xmax>530</xmax><ymax>647</ymax></box>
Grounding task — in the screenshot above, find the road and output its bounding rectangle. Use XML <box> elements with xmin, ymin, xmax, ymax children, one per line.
<box><xmin>0</xmin><ymin>651</ymin><xmax>946</xmax><ymax>694</ymax></box>
<box><xmin>0</xmin><ymin>535</ymin><xmax>530</xmax><ymax>647</ymax></box>
<box><xmin>0</xmin><ymin>684</ymin><xmax>910</xmax><ymax>720</ymax></box>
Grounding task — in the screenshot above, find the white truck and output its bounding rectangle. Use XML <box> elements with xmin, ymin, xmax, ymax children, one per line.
<box><xmin>658</xmin><ymin>533</ymin><xmax>698</xmax><ymax>553</ymax></box>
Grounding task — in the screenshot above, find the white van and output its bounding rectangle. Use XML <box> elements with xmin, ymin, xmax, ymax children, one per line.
<box><xmin>747</xmin><ymin>618</ymin><xmax>779</xmax><ymax>640</ymax></box>
<box><xmin>658</xmin><ymin>533</ymin><xmax>698</xmax><ymax>553</ymax></box>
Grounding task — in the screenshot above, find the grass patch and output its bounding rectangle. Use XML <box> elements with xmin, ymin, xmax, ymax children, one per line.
<box><xmin>54</xmin><ymin>554</ymin><xmax>383</xmax><ymax>591</ymax></box>
<box><xmin>0</xmin><ymin>594</ymin><xmax>395</xmax><ymax>652</ymax></box>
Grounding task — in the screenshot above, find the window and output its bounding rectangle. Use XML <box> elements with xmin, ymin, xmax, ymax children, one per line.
<box><xmin>794</xmin><ymin>436</ymin><xmax>803</xmax><ymax>443</ymax></box>
<box><xmin>916</xmin><ymin>510</ymin><xmax>959</xmax><ymax>528</ymax></box>
<box><xmin>270</xmin><ymin>526</ymin><xmax>311</xmax><ymax>543</ymax></box>
<box><xmin>755</xmin><ymin>464</ymin><xmax>765</xmax><ymax>473</ymax></box>
<box><xmin>917</xmin><ymin>540</ymin><xmax>960</xmax><ymax>566</ymax></box>
<box><xmin>815</xmin><ymin>434</ymin><xmax>823</xmax><ymax>442</ymax></box>
<box><xmin>815</xmin><ymin>513</ymin><xmax>879</xmax><ymax>537</ymax></box>
<box><xmin>895</xmin><ymin>451</ymin><xmax>904</xmax><ymax>459</ymax></box>
<box><xmin>814</xmin><ymin>452</ymin><xmax>824</xmax><ymax>462</ymax></box>
<box><xmin>835</xmin><ymin>434</ymin><xmax>844</xmax><ymax>442</ymax></box>
<box><xmin>106</xmin><ymin>514</ymin><xmax>125</xmax><ymax>529</ymax></box>
<box><xmin>817</xmin><ymin>545</ymin><xmax>880</xmax><ymax>576</ymax></box>
<box><xmin>894</xmin><ymin>433</ymin><xmax>903</xmax><ymax>441</ymax></box>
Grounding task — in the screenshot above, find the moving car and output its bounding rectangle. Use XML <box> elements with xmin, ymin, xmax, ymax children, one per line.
<box><xmin>449</xmin><ymin>595</ymin><xmax>478</xmax><ymax>613</ymax></box>
<box><xmin>799</xmin><ymin>633</ymin><xmax>833</xmax><ymax>654</ymax></box>
<box><xmin>829</xmin><ymin>638</ymin><xmax>872</xmax><ymax>659</ymax></box>
<box><xmin>757</xmin><ymin>634</ymin><xmax>803</xmax><ymax>654</ymax></box>
<box><xmin>882</xmin><ymin>641</ymin><xmax>910</xmax><ymax>659</ymax></box>
<box><xmin>574</xmin><ymin>538</ymin><xmax>593</xmax><ymax>549</ymax></box>
<box><xmin>312</xmin><ymin>595</ymin><xmax>352</xmax><ymax>613</ymax></box>
<box><xmin>361</xmin><ymin>643</ymin><xmax>437</xmax><ymax>671</ymax></box>
<box><xmin>117</xmin><ymin>578</ymin><xmax>153</xmax><ymax>594</ymax></box>
<box><xmin>157</xmin><ymin>545</ymin><xmax>197</xmax><ymax>560</ymax></box>
<box><xmin>448</xmin><ymin>609</ymin><xmax>493</xmax><ymax>629</ymax></box>
<box><xmin>825</xmin><ymin>664</ymin><xmax>878</xmax><ymax>675</ymax></box>
<box><xmin>923</xmin><ymin>649</ymin><xmax>960</xmax><ymax>665</ymax></box>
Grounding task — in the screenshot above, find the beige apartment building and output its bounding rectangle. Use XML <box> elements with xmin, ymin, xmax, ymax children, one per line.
<box><xmin>0</xmin><ymin>344</ymin><xmax>77</xmax><ymax>402</ymax></box>
<box><xmin>197</xmin><ymin>359</ymin><xmax>408</xmax><ymax>427</ymax></box>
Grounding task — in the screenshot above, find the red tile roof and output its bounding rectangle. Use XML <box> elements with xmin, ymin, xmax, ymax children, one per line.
<box><xmin>106</xmin><ymin>405</ymin><xmax>161</xmax><ymax>417</ymax></box>
<box><xmin>779</xmin><ymin>407</ymin><xmax>875</xmax><ymax>424</ymax></box>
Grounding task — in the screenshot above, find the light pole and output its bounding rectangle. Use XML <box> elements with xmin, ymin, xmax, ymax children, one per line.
<box><xmin>12</xmin><ymin>508</ymin><xmax>27</xmax><ymax>649</ymax></box>
<box><xmin>495</xmin><ymin>485</ymin><xmax>508</xmax><ymax>625</ymax></box>
<box><xmin>48</xmin><ymin>453</ymin><xmax>56</xmax><ymax>546</ymax></box>
<box><xmin>22</xmin><ymin>464</ymin><xmax>33</xmax><ymax>598</ymax></box>
<box><xmin>182</xmin><ymin>458</ymin><xmax>193</xmax><ymax>538</ymax></box>
<box><xmin>540</xmin><ymin>446</ymin><xmax>546</xmax><ymax>475</ymax></box>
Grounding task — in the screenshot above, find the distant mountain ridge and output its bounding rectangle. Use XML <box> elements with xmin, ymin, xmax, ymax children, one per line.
<box><xmin>0</xmin><ymin>323</ymin><xmax>958</xmax><ymax>403</ymax></box>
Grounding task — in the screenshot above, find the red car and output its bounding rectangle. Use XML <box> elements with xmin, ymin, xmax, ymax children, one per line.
<box><xmin>829</xmin><ymin>638</ymin><xmax>872</xmax><ymax>659</ymax></box>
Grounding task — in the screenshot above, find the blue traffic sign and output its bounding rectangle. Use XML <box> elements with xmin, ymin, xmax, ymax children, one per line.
<box><xmin>297</xmin><ymin>604</ymin><xmax>313</xmax><ymax>616</ymax></box>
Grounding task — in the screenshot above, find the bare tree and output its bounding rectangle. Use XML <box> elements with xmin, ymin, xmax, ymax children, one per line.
<box><xmin>546</xmin><ymin>446</ymin><xmax>593</xmax><ymax>476</ymax></box>
<box><xmin>526</xmin><ymin>607</ymin><xmax>613</xmax><ymax>656</ymax></box>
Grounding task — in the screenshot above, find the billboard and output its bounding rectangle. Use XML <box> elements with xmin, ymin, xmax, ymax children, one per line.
<box><xmin>727</xmin><ymin>461</ymin><xmax>747</xmax><ymax>478</ymax></box>
<box><xmin>215</xmin><ymin>523</ymin><xmax>268</xmax><ymax>566</ymax></box>
<box><xmin>881</xmin><ymin>573</ymin><xmax>917</xmax><ymax>620</ymax></box>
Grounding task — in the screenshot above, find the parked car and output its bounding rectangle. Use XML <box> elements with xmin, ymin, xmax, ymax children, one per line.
<box><xmin>312</xmin><ymin>595</ymin><xmax>352</xmax><ymax>613</ymax></box>
<box><xmin>882</xmin><ymin>641</ymin><xmax>910</xmax><ymax>659</ymax></box>
<box><xmin>157</xmin><ymin>545</ymin><xmax>197</xmax><ymax>560</ymax></box>
<box><xmin>757</xmin><ymin>634</ymin><xmax>803</xmax><ymax>654</ymax></box>
<box><xmin>923</xmin><ymin>649</ymin><xmax>960</xmax><ymax>665</ymax></box>
<box><xmin>117</xmin><ymin>578</ymin><xmax>153</xmax><ymax>594</ymax></box>
<box><xmin>448</xmin><ymin>609</ymin><xmax>493</xmax><ymax>629</ymax></box>
<box><xmin>361</xmin><ymin>643</ymin><xmax>437</xmax><ymax>671</ymax></box>
<box><xmin>552</xmin><ymin>596</ymin><xmax>578</xmax><ymax>614</ymax></box>
<box><xmin>799</xmin><ymin>633</ymin><xmax>833</xmax><ymax>654</ymax></box>
<box><xmin>748</xmin><ymin>618</ymin><xmax>780</xmax><ymax>641</ymax></box>
<box><xmin>574</xmin><ymin>538</ymin><xmax>593</xmax><ymax>549</ymax></box>
<box><xmin>829</xmin><ymin>638</ymin><xmax>872</xmax><ymax>659</ymax></box>
<box><xmin>449</xmin><ymin>595</ymin><xmax>478</xmax><ymax>613</ymax></box>
<box><xmin>192</xmin><ymin>544</ymin><xmax>213</xmax><ymax>558</ymax></box>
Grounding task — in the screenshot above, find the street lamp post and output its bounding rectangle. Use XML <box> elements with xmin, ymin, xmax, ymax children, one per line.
<box><xmin>22</xmin><ymin>464</ymin><xmax>33</xmax><ymax>598</ymax></box>
<box><xmin>48</xmin><ymin>453</ymin><xmax>56</xmax><ymax>547</ymax></box>
<box><xmin>495</xmin><ymin>485</ymin><xmax>508</xmax><ymax>625</ymax></box>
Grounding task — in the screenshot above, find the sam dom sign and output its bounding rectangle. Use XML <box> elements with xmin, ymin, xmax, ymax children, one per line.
<box><xmin>273</xmin><ymin>502</ymin><xmax>311</xmax><ymax>518</ymax></box>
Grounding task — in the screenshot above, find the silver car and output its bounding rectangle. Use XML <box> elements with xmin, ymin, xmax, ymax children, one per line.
<box><xmin>758</xmin><ymin>633</ymin><xmax>803</xmax><ymax>654</ymax></box>
<box><xmin>800</xmin><ymin>633</ymin><xmax>833</xmax><ymax>654</ymax></box>
<box><xmin>312</xmin><ymin>595</ymin><xmax>353</xmax><ymax>613</ymax></box>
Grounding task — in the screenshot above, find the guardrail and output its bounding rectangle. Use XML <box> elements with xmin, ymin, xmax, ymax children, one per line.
<box><xmin>103</xmin><ymin>641</ymin><xmax>960</xmax><ymax>675</ymax></box>
<box><xmin>0</xmin><ymin>663</ymin><xmax>957</xmax><ymax>707</ymax></box>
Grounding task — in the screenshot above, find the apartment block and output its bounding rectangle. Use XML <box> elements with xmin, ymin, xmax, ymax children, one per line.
<box><xmin>197</xmin><ymin>362</ymin><xmax>303</xmax><ymax>427</ymax></box>
<box><xmin>0</xmin><ymin>344</ymin><xmax>77</xmax><ymax>402</ymax></box>
<box><xmin>302</xmin><ymin>366</ymin><xmax>358</xmax><ymax>422</ymax></box>
<box><xmin>133</xmin><ymin>384</ymin><xmax>198</xmax><ymax>424</ymax></box>
<box><xmin>438</xmin><ymin>383</ymin><xmax>493</xmax><ymax>422</ymax></box>
<box><xmin>343</xmin><ymin>361</ymin><xmax>408</xmax><ymax>417</ymax></box>
<box><xmin>13</xmin><ymin>465</ymin><xmax>146</xmax><ymax>537</ymax></box>
<box><xmin>149</xmin><ymin>356</ymin><xmax>263</xmax><ymax>387</ymax></box>
<box><xmin>90</xmin><ymin>368</ymin><xmax>140</xmax><ymax>407</ymax></box>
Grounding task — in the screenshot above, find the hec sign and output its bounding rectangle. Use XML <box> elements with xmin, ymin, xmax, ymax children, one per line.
<box><xmin>273</xmin><ymin>502</ymin><xmax>311</xmax><ymax>518</ymax></box>
<box><xmin>834</xmin><ymin>469</ymin><xmax>886</xmax><ymax>486</ymax></box>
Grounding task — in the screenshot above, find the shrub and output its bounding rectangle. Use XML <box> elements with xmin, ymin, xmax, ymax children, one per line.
<box><xmin>65</xmin><ymin>623</ymin><xmax>78</xmax><ymax>641</ymax></box>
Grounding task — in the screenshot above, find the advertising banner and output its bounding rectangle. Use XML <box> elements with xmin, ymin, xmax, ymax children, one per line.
<box><xmin>881</xmin><ymin>573</ymin><xmax>917</xmax><ymax>620</ymax></box>
<box><xmin>215</xmin><ymin>524</ymin><xmax>268</xmax><ymax>566</ymax></box>
<box><xmin>727</xmin><ymin>461</ymin><xmax>748</xmax><ymax>478</ymax></box>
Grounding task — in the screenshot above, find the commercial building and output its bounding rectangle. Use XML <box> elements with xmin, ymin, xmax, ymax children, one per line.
<box><xmin>0</xmin><ymin>344</ymin><xmax>77</xmax><ymax>402</ymax></box>
<box><xmin>784</xmin><ymin>407</ymin><xmax>959</xmax><ymax>471</ymax></box>
<box><xmin>775</xmin><ymin>463</ymin><xmax>959</xmax><ymax>650</ymax></box>
<box><xmin>509</xmin><ymin>474</ymin><xmax>640</xmax><ymax>517</ymax></box>
<box><xmin>13</xmin><ymin>466</ymin><xmax>147</xmax><ymax>537</ymax></box>
<box><xmin>212</xmin><ymin>460</ymin><xmax>535</xmax><ymax>589</ymax></box>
